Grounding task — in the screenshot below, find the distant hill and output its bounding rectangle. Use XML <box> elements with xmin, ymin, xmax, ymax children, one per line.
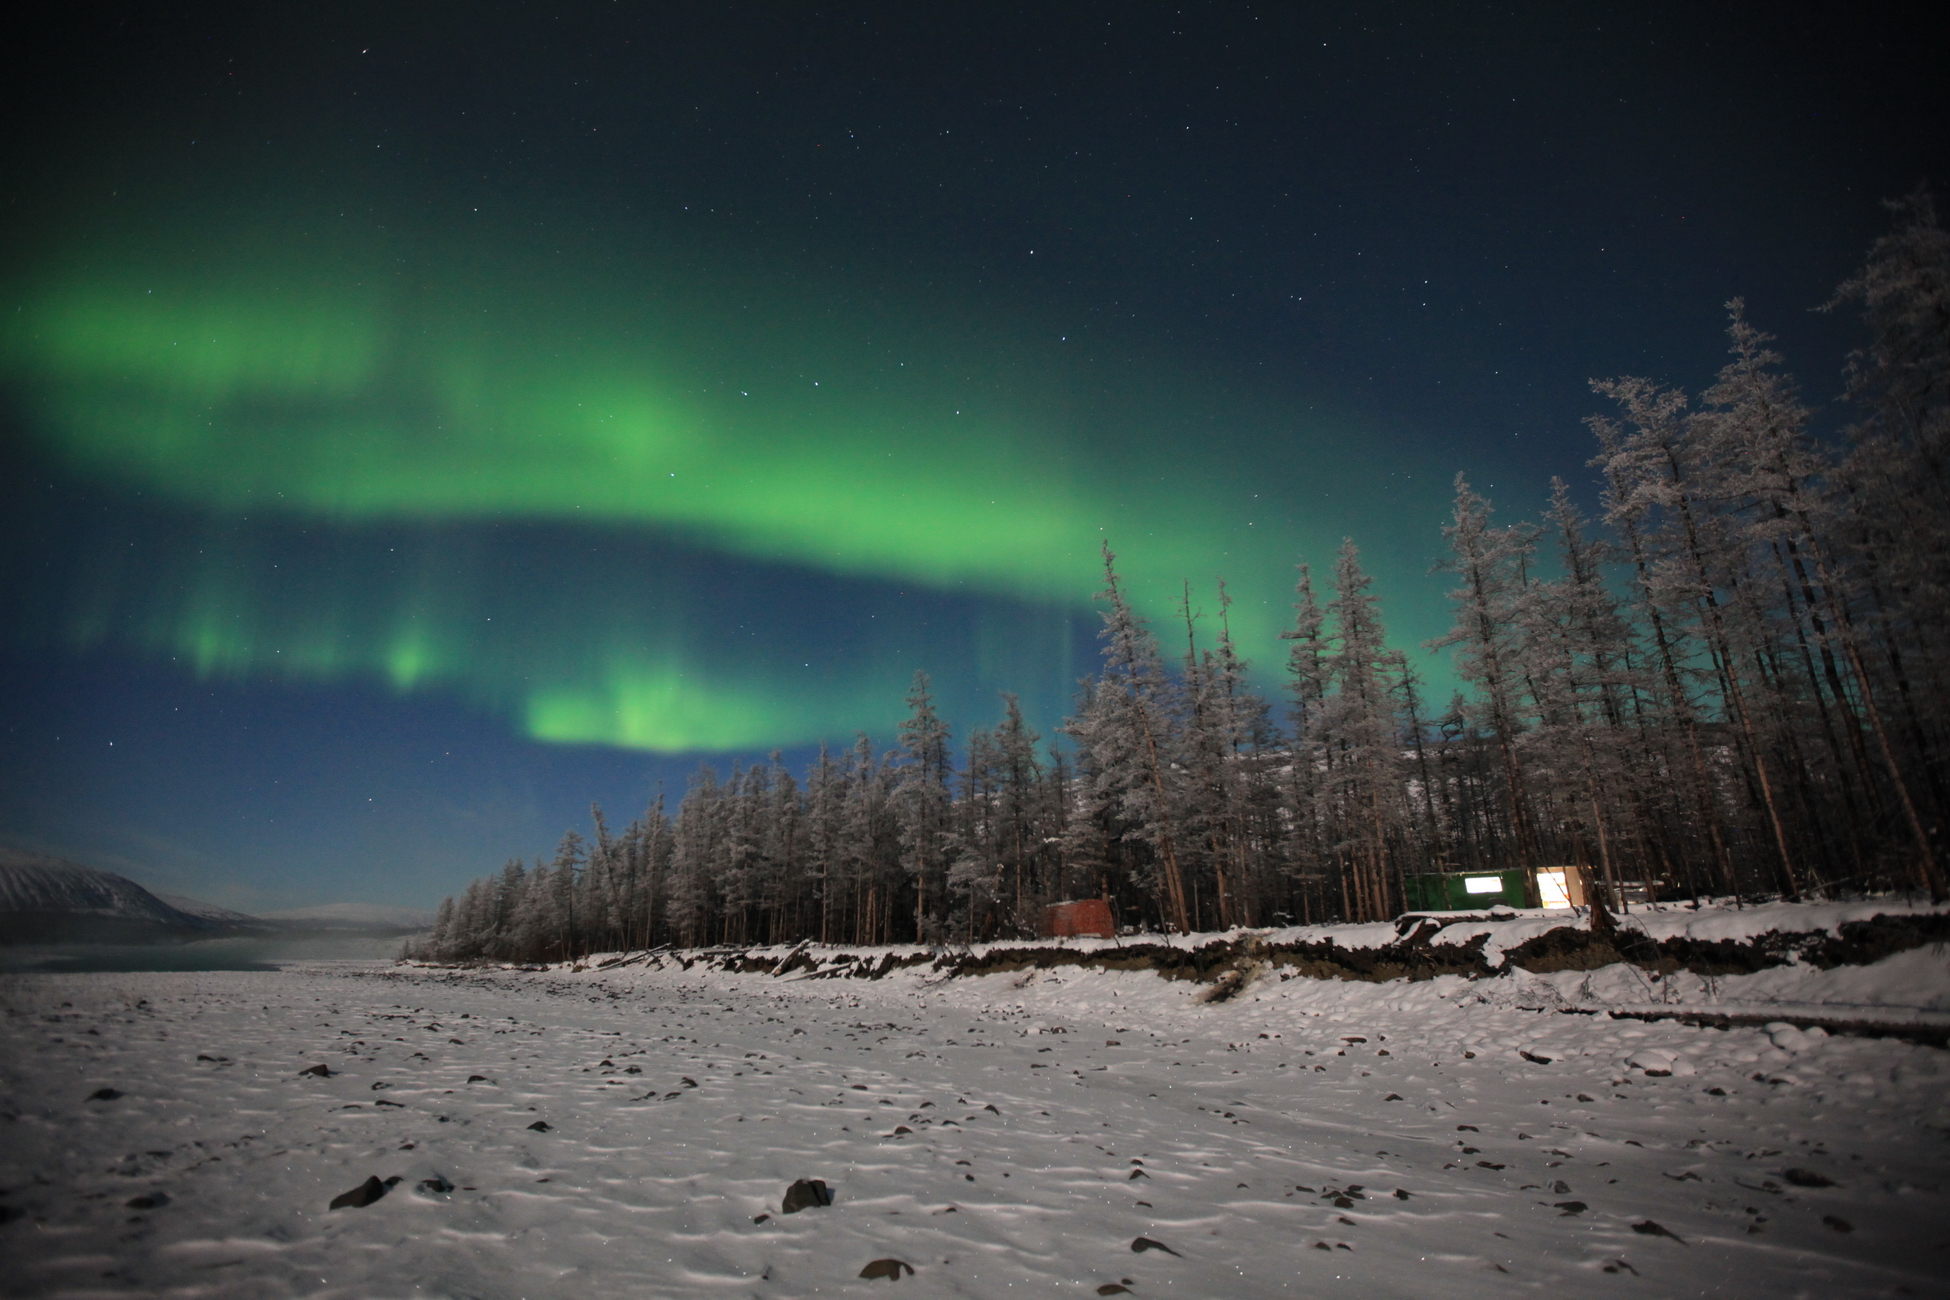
<box><xmin>0</xmin><ymin>852</ymin><xmax>242</xmax><ymax>944</ymax></box>
<box><xmin>257</xmin><ymin>902</ymin><xmax>435</xmax><ymax>931</ymax></box>
<box><xmin>0</xmin><ymin>851</ymin><xmax>432</xmax><ymax>945</ymax></box>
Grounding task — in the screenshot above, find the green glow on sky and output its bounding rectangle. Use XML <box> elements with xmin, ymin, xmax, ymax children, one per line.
<box><xmin>2</xmin><ymin>205</ymin><xmax>1387</xmax><ymax>751</ymax></box>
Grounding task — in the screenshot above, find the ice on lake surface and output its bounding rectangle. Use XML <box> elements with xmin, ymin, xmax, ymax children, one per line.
<box><xmin>2</xmin><ymin>904</ymin><xmax>1947</xmax><ymax>1298</ymax></box>
<box><xmin>1</xmin><ymin>929</ymin><xmax>413</xmax><ymax>974</ymax></box>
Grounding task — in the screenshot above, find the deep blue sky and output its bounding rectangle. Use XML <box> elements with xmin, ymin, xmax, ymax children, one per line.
<box><xmin>2</xmin><ymin>1</ymin><xmax>1944</xmax><ymax>911</ymax></box>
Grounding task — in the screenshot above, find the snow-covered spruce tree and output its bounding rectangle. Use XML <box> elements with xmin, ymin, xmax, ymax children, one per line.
<box><xmin>1433</xmin><ymin>476</ymin><xmax>1545</xmax><ymax>903</ymax></box>
<box><xmin>1065</xmin><ymin>543</ymin><xmax>1192</xmax><ymax>934</ymax></box>
<box><xmin>1587</xmin><ymin>384</ymin><xmax>1742</xmax><ymax>895</ymax></box>
<box><xmin>1826</xmin><ymin>195</ymin><xmax>1950</xmax><ymax>900</ymax></box>
<box><xmin>1517</xmin><ymin>479</ymin><xmax>1648</xmax><ymax>909</ymax></box>
<box><xmin>802</xmin><ymin>745</ymin><xmax>845</xmax><ymax>944</ymax></box>
<box><xmin>1829</xmin><ymin>187</ymin><xmax>1950</xmax><ymax>685</ymax></box>
<box><xmin>1177</xmin><ymin>581</ymin><xmax>1273</xmax><ymax>929</ymax></box>
<box><xmin>1279</xmin><ymin>563</ymin><xmax>1332</xmax><ymax>920</ymax></box>
<box><xmin>1723</xmin><ymin>302</ymin><xmax>1938</xmax><ymax>896</ymax></box>
<box><xmin>487</xmin><ymin>859</ymin><xmax>527</xmax><ymax>960</ymax></box>
<box><xmin>991</xmin><ymin>694</ymin><xmax>1052</xmax><ymax>930</ymax></box>
<box><xmin>628</xmin><ymin>795</ymin><xmax>673</xmax><ymax>950</ymax></box>
<box><xmin>1386</xmin><ymin>650</ymin><xmax>1450</xmax><ymax>886</ymax></box>
<box><xmin>1691</xmin><ymin>305</ymin><xmax>1866</xmax><ymax>892</ymax></box>
<box><xmin>414</xmin><ymin>894</ymin><xmax>455</xmax><ymax>962</ymax></box>
<box><xmin>719</xmin><ymin>761</ymin><xmax>767</xmax><ymax>945</ymax></box>
<box><xmin>1591</xmin><ymin>371</ymin><xmax>1808</xmax><ymax>898</ymax></box>
<box><xmin>839</xmin><ymin>733</ymin><xmax>900</xmax><ymax>945</ymax></box>
<box><xmin>666</xmin><ymin>765</ymin><xmax>723</xmax><ymax>948</ymax></box>
<box><xmin>760</xmin><ymin>755</ymin><xmax>806</xmax><ymax>943</ymax></box>
<box><xmin>894</xmin><ymin>671</ymin><xmax>954</xmax><ymax>943</ymax></box>
<box><xmin>1313</xmin><ymin>540</ymin><xmax>1410</xmax><ymax>922</ymax></box>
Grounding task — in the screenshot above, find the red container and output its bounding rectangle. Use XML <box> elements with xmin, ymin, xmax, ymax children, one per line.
<box><xmin>1039</xmin><ymin>898</ymin><xmax>1115</xmax><ymax>939</ymax></box>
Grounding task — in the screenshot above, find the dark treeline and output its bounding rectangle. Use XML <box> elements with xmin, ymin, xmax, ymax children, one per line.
<box><xmin>413</xmin><ymin>194</ymin><xmax>1949</xmax><ymax>963</ymax></box>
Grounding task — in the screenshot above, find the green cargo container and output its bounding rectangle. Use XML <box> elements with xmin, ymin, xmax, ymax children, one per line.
<box><xmin>1402</xmin><ymin>870</ymin><xmax>1532</xmax><ymax>912</ymax></box>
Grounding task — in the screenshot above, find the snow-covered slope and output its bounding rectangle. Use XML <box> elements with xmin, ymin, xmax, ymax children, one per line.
<box><xmin>154</xmin><ymin>893</ymin><xmax>265</xmax><ymax>926</ymax></box>
<box><xmin>0</xmin><ymin>852</ymin><xmax>228</xmax><ymax>943</ymax></box>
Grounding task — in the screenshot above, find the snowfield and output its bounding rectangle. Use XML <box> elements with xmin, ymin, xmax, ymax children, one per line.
<box><xmin>3</xmin><ymin>902</ymin><xmax>1948</xmax><ymax>1299</ymax></box>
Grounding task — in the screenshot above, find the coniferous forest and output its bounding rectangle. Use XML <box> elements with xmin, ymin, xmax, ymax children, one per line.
<box><xmin>413</xmin><ymin>194</ymin><xmax>1950</xmax><ymax>963</ymax></box>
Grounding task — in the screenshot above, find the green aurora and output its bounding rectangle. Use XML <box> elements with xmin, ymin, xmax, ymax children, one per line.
<box><xmin>2</xmin><ymin>205</ymin><xmax>1405</xmax><ymax>751</ymax></box>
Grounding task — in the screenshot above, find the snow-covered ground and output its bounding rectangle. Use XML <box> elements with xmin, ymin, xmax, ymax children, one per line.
<box><xmin>3</xmin><ymin>903</ymin><xmax>1948</xmax><ymax>1299</ymax></box>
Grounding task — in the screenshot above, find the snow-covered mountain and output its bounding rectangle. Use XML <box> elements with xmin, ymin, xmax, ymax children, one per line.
<box><xmin>154</xmin><ymin>892</ymin><xmax>266</xmax><ymax>926</ymax></box>
<box><xmin>0</xmin><ymin>852</ymin><xmax>239</xmax><ymax>943</ymax></box>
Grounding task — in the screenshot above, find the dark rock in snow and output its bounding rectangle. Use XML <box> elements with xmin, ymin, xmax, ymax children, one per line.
<box><xmin>1520</xmin><ymin>1050</ymin><xmax>1553</xmax><ymax>1064</ymax></box>
<box><xmin>1555</xmin><ymin>1201</ymin><xmax>1588</xmax><ymax>1215</ymax></box>
<box><xmin>1631</xmin><ymin>1219</ymin><xmax>1685</xmax><ymax>1243</ymax></box>
<box><xmin>300</xmin><ymin>1064</ymin><xmax>332</xmax><ymax>1077</ymax></box>
<box><xmin>86</xmin><ymin>1088</ymin><xmax>122</xmax><ymax>1101</ymax></box>
<box><xmin>329</xmin><ymin>1176</ymin><xmax>390</xmax><ymax>1210</ymax></box>
<box><xmin>1783</xmin><ymin>1168</ymin><xmax>1836</xmax><ymax>1188</ymax></box>
<box><xmin>1131</xmin><ymin>1237</ymin><xmax>1180</xmax><ymax>1256</ymax></box>
<box><xmin>467</xmin><ymin>1075</ymin><xmax>489</xmax><ymax>1083</ymax></box>
<box><xmin>125</xmin><ymin>1193</ymin><xmax>169</xmax><ymax>1209</ymax></box>
<box><xmin>782</xmin><ymin>1178</ymin><xmax>834</xmax><ymax>1213</ymax></box>
<box><xmin>859</xmin><ymin>1258</ymin><xmax>914</xmax><ymax>1280</ymax></box>
<box><xmin>526</xmin><ymin>1120</ymin><xmax>551</xmax><ymax>1132</ymax></box>
<box><xmin>417</xmin><ymin>1176</ymin><xmax>454</xmax><ymax>1194</ymax></box>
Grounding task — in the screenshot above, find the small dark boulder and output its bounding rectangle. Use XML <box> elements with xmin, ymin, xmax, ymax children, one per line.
<box><xmin>859</xmin><ymin>1258</ymin><xmax>914</xmax><ymax>1280</ymax></box>
<box><xmin>1131</xmin><ymin>1237</ymin><xmax>1180</xmax><ymax>1256</ymax></box>
<box><xmin>526</xmin><ymin>1120</ymin><xmax>551</xmax><ymax>1132</ymax></box>
<box><xmin>782</xmin><ymin>1178</ymin><xmax>834</xmax><ymax>1213</ymax></box>
<box><xmin>416</xmin><ymin>1176</ymin><xmax>454</xmax><ymax>1195</ymax></box>
<box><xmin>1555</xmin><ymin>1201</ymin><xmax>1588</xmax><ymax>1216</ymax></box>
<box><xmin>125</xmin><ymin>1193</ymin><xmax>169</xmax><ymax>1210</ymax></box>
<box><xmin>1631</xmin><ymin>1219</ymin><xmax>1685</xmax><ymax>1243</ymax></box>
<box><xmin>300</xmin><ymin>1064</ymin><xmax>332</xmax><ymax>1078</ymax></box>
<box><xmin>1783</xmin><ymin>1168</ymin><xmax>1836</xmax><ymax>1188</ymax></box>
<box><xmin>330</xmin><ymin>1176</ymin><xmax>390</xmax><ymax>1210</ymax></box>
<box><xmin>86</xmin><ymin>1088</ymin><xmax>122</xmax><ymax>1102</ymax></box>
<box><xmin>467</xmin><ymin>1075</ymin><xmax>489</xmax><ymax>1083</ymax></box>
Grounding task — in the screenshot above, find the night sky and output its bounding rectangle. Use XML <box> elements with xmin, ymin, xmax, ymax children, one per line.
<box><xmin>3</xmin><ymin>2</ymin><xmax>1943</xmax><ymax>912</ymax></box>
